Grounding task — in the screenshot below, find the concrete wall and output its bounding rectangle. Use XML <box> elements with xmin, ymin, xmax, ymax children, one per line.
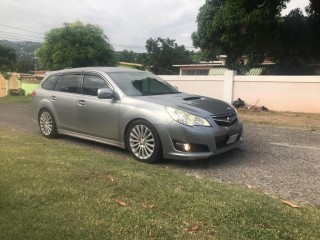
<box><xmin>160</xmin><ymin>72</ymin><xmax>320</xmax><ymax>113</ymax></box>
<box><xmin>1</xmin><ymin>71</ymin><xmax>319</xmax><ymax>113</ymax></box>
<box><xmin>162</xmin><ymin>75</ymin><xmax>225</xmax><ymax>100</ymax></box>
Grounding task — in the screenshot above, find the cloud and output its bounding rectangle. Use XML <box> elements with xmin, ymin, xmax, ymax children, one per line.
<box><xmin>0</xmin><ymin>0</ymin><xmax>310</xmax><ymax>52</ymax></box>
<box><xmin>281</xmin><ymin>0</ymin><xmax>310</xmax><ymax>15</ymax></box>
<box><xmin>0</xmin><ymin>0</ymin><xmax>205</xmax><ymax>51</ymax></box>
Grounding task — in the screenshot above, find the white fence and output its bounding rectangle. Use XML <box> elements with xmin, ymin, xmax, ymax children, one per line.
<box><xmin>160</xmin><ymin>71</ymin><xmax>320</xmax><ymax>113</ymax></box>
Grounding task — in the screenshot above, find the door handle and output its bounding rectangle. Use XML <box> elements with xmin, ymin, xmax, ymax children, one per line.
<box><xmin>77</xmin><ymin>100</ymin><xmax>86</xmax><ymax>106</ymax></box>
<box><xmin>50</xmin><ymin>96</ymin><xmax>56</xmax><ymax>101</ymax></box>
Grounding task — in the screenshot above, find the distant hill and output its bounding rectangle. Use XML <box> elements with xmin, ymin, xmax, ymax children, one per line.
<box><xmin>0</xmin><ymin>40</ymin><xmax>42</xmax><ymax>72</ymax></box>
<box><xmin>0</xmin><ymin>40</ymin><xmax>41</xmax><ymax>56</ymax></box>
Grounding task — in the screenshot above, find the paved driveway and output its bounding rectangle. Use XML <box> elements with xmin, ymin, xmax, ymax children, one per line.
<box><xmin>1</xmin><ymin>103</ymin><xmax>319</xmax><ymax>205</ymax></box>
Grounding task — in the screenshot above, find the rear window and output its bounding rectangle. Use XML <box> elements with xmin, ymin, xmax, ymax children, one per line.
<box><xmin>58</xmin><ymin>75</ymin><xmax>82</xmax><ymax>94</ymax></box>
<box><xmin>41</xmin><ymin>75</ymin><xmax>58</xmax><ymax>90</ymax></box>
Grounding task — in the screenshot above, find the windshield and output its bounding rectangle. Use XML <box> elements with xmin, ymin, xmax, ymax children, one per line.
<box><xmin>108</xmin><ymin>72</ymin><xmax>180</xmax><ymax>96</ymax></box>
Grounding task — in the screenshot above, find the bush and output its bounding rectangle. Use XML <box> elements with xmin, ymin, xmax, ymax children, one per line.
<box><xmin>9</xmin><ymin>88</ymin><xmax>25</xmax><ymax>96</ymax></box>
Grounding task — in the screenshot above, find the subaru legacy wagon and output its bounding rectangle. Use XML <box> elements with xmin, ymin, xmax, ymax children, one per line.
<box><xmin>32</xmin><ymin>67</ymin><xmax>243</xmax><ymax>163</ymax></box>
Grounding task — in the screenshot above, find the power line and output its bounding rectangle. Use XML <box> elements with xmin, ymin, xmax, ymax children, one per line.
<box><xmin>0</xmin><ymin>24</ymin><xmax>45</xmax><ymax>35</ymax></box>
<box><xmin>0</xmin><ymin>23</ymin><xmax>197</xmax><ymax>50</ymax></box>
<box><xmin>0</xmin><ymin>32</ymin><xmax>43</xmax><ymax>42</ymax></box>
<box><xmin>0</xmin><ymin>30</ymin><xmax>43</xmax><ymax>39</ymax></box>
<box><xmin>0</xmin><ymin>35</ymin><xmax>41</xmax><ymax>43</ymax></box>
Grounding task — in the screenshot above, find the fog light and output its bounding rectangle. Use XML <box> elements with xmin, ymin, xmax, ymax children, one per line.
<box><xmin>183</xmin><ymin>143</ymin><xmax>191</xmax><ymax>151</ymax></box>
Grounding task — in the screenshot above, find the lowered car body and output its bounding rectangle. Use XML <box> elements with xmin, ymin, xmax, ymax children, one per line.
<box><xmin>32</xmin><ymin>67</ymin><xmax>242</xmax><ymax>163</ymax></box>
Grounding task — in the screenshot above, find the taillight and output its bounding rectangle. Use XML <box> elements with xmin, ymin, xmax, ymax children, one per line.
<box><xmin>31</xmin><ymin>90</ymin><xmax>36</xmax><ymax>97</ymax></box>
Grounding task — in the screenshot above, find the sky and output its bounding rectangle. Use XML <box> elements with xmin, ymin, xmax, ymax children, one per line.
<box><xmin>0</xmin><ymin>0</ymin><xmax>310</xmax><ymax>52</ymax></box>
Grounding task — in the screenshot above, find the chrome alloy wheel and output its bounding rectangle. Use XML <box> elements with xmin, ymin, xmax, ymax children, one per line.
<box><xmin>129</xmin><ymin>124</ymin><xmax>155</xmax><ymax>160</ymax></box>
<box><xmin>40</xmin><ymin>111</ymin><xmax>53</xmax><ymax>136</ymax></box>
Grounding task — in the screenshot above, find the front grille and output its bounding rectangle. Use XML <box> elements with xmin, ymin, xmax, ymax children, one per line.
<box><xmin>211</xmin><ymin>112</ymin><xmax>238</xmax><ymax>127</ymax></box>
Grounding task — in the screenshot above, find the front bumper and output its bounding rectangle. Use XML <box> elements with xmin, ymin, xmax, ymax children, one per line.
<box><xmin>156</xmin><ymin>120</ymin><xmax>243</xmax><ymax>160</ymax></box>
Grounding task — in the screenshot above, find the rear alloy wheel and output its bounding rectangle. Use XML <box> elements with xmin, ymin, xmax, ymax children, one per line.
<box><xmin>127</xmin><ymin>120</ymin><xmax>162</xmax><ymax>163</ymax></box>
<box><xmin>39</xmin><ymin>108</ymin><xmax>58</xmax><ymax>138</ymax></box>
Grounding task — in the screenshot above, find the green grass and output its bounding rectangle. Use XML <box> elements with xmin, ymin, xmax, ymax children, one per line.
<box><xmin>1</xmin><ymin>130</ymin><xmax>320</xmax><ymax>240</ymax></box>
<box><xmin>0</xmin><ymin>95</ymin><xmax>32</xmax><ymax>104</ymax></box>
<box><xmin>21</xmin><ymin>83</ymin><xmax>39</xmax><ymax>95</ymax></box>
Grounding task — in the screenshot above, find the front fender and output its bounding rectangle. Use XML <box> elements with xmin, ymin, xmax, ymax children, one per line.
<box><xmin>118</xmin><ymin>98</ymin><xmax>173</xmax><ymax>143</ymax></box>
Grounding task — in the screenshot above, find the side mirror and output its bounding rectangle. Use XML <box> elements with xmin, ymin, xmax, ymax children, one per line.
<box><xmin>97</xmin><ymin>88</ymin><xmax>119</xmax><ymax>99</ymax></box>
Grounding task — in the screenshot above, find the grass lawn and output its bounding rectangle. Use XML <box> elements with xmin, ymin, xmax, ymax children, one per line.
<box><xmin>0</xmin><ymin>95</ymin><xmax>31</xmax><ymax>104</ymax></box>
<box><xmin>1</xmin><ymin>130</ymin><xmax>320</xmax><ymax>239</ymax></box>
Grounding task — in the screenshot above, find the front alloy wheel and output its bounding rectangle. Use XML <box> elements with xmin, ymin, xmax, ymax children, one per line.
<box><xmin>127</xmin><ymin>120</ymin><xmax>162</xmax><ymax>163</ymax></box>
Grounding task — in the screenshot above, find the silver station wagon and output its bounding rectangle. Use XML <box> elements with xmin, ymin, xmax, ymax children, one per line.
<box><xmin>32</xmin><ymin>67</ymin><xmax>243</xmax><ymax>163</ymax></box>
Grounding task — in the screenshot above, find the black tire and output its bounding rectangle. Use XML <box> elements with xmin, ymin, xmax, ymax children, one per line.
<box><xmin>126</xmin><ymin>120</ymin><xmax>162</xmax><ymax>163</ymax></box>
<box><xmin>38</xmin><ymin>108</ymin><xmax>58</xmax><ymax>138</ymax></box>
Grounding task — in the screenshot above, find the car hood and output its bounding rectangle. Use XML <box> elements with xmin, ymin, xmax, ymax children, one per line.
<box><xmin>136</xmin><ymin>93</ymin><xmax>235</xmax><ymax>117</ymax></box>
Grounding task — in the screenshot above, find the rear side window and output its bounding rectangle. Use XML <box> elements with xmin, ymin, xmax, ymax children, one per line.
<box><xmin>82</xmin><ymin>75</ymin><xmax>109</xmax><ymax>96</ymax></box>
<box><xmin>41</xmin><ymin>75</ymin><xmax>58</xmax><ymax>90</ymax></box>
<box><xmin>58</xmin><ymin>75</ymin><xmax>82</xmax><ymax>94</ymax></box>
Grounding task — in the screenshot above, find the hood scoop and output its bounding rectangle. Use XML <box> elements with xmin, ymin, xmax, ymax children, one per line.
<box><xmin>183</xmin><ymin>96</ymin><xmax>202</xmax><ymax>101</ymax></box>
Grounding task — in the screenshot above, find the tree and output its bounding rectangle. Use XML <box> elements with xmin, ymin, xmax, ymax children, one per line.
<box><xmin>0</xmin><ymin>44</ymin><xmax>17</xmax><ymax>72</ymax></box>
<box><xmin>275</xmin><ymin>9</ymin><xmax>312</xmax><ymax>64</ymax></box>
<box><xmin>145</xmin><ymin>37</ymin><xmax>193</xmax><ymax>74</ymax></box>
<box><xmin>36</xmin><ymin>21</ymin><xmax>117</xmax><ymax>70</ymax></box>
<box><xmin>306</xmin><ymin>0</ymin><xmax>320</xmax><ymax>63</ymax></box>
<box><xmin>16</xmin><ymin>55</ymin><xmax>36</xmax><ymax>73</ymax></box>
<box><xmin>117</xmin><ymin>50</ymin><xmax>139</xmax><ymax>63</ymax></box>
<box><xmin>192</xmin><ymin>0</ymin><xmax>289</xmax><ymax>71</ymax></box>
<box><xmin>308</xmin><ymin>0</ymin><xmax>320</xmax><ymax>18</ymax></box>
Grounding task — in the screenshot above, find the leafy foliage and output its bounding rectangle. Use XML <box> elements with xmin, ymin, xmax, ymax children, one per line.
<box><xmin>145</xmin><ymin>37</ymin><xmax>193</xmax><ymax>74</ymax></box>
<box><xmin>306</xmin><ymin>0</ymin><xmax>320</xmax><ymax>62</ymax></box>
<box><xmin>36</xmin><ymin>21</ymin><xmax>117</xmax><ymax>70</ymax></box>
<box><xmin>275</xmin><ymin>9</ymin><xmax>313</xmax><ymax>65</ymax></box>
<box><xmin>192</xmin><ymin>0</ymin><xmax>289</xmax><ymax>71</ymax></box>
<box><xmin>308</xmin><ymin>0</ymin><xmax>320</xmax><ymax>18</ymax></box>
<box><xmin>9</xmin><ymin>88</ymin><xmax>25</xmax><ymax>96</ymax></box>
<box><xmin>274</xmin><ymin>4</ymin><xmax>320</xmax><ymax>72</ymax></box>
<box><xmin>16</xmin><ymin>55</ymin><xmax>36</xmax><ymax>73</ymax></box>
<box><xmin>117</xmin><ymin>50</ymin><xmax>139</xmax><ymax>63</ymax></box>
<box><xmin>193</xmin><ymin>0</ymin><xmax>320</xmax><ymax>72</ymax></box>
<box><xmin>0</xmin><ymin>44</ymin><xmax>17</xmax><ymax>72</ymax></box>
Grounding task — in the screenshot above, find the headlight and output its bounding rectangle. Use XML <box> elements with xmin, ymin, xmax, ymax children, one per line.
<box><xmin>166</xmin><ymin>106</ymin><xmax>211</xmax><ymax>127</ymax></box>
<box><xmin>230</xmin><ymin>105</ymin><xmax>240</xmax><ymax>121</ymax></box>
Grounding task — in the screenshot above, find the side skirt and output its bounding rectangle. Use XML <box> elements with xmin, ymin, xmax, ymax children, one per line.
<box><xmin>58</xmin><ymin>129</ymin><xmax>125</xmax><ymax>149</ymax></box>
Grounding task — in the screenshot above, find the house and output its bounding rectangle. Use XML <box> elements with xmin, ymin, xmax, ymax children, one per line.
<box><xmin>20</xmin><ymin>70</ymin><xmax>48</xmax><ymax>83</ymax></box>
<box><xmin>173</xmin><ymin>55</ymin><xmax>227</xmax><ymax>76</ymax></box>
<box><xmin>173</xmin><ymin>55</ymin><xmax>278</xmax><ymax>76</ymax></box>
